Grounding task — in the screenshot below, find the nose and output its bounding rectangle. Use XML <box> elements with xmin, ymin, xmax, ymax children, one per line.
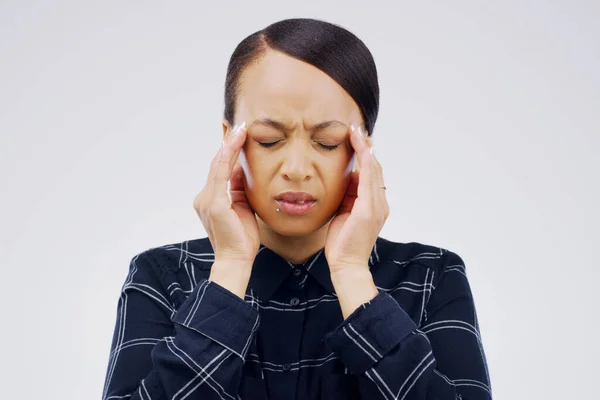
<box><xmin>279</xmin><ymin>140</ymin><xmax>314</xmax><ymax>182</ymax></box>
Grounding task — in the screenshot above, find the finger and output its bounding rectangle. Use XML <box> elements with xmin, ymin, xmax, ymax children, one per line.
<box><xmin>206</xmin><ymin>146</ymin><xmax>224</xmax><ymax>189</ymax></box>
<box><xmin>361</xmin><ymin>134</ymin><xmax>383</xmax><ymax>201</ymax></box>
<box><xmin>205</xmin><ymin>132</ymin><xmax>234</xmax><ymax>198</ymax></box>
<box><xmin>366</xmin><ymin>141</ymin><xmax>385</xmax><ymax>190</ymax></box>
<box><xmin>370</xmin><ymin>148</ymin><xmax>384</xmax><ymax>191</ymax></box>
<box><xmin>212</xmin><ymin>122</ymin><xmax>247</xmax><ymax>204</ymax></box>
<box><xmin>349</xmin><ymin>124</ymin><xmax>374</xmax><ymax>204</ymax></box>
<box><xmin>337</xmin><ymin>170</ymin><xmax>359</xmax><ymax>215</ymax></box>
<box><xmin>194</xmin><ymin>146</ymin><xmax>224</xmax><ymax>212</ymax></box>
<box><xmin>230</xmin><ymin>163</ymin><xmax>257</xmax><ymax>215</ymax></box>
<box><xmin>229</xmin><ymin>162</ymin><xmax>245</xmax><ymax>193</ymax></box>
<box><xmin>367</xmin><ymin>147</ymin><xmax>390</xmax><ymax>224</ymax></box>
<box><xmin>368</xmin><ymin>143</ymin><xmax>384</xmax><ymax>184</ymax></box>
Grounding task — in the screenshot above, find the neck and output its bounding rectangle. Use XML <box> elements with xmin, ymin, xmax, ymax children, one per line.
<box><xmin>257</xmin><ymin>218</ymin><xmax>329</xmax><ymax>265</ymax></box>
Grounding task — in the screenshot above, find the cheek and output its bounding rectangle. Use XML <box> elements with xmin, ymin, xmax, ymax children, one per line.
<box><xmin>323</xmin><ymin>156</ymin><xmax>353</xmax><ymax>191</ymax></box>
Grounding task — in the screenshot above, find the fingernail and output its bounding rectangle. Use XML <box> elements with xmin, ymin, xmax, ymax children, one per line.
<box><xmin>232</xmin><ymin>121</ymin><xmax>246</xmax><ymax>136</ymax></box>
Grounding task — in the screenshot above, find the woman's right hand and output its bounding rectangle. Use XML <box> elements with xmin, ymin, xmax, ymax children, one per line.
<box><xmin>193</xmin><ymin>122</ymin><xmax>260</xmax><ymax>269</ymax></box>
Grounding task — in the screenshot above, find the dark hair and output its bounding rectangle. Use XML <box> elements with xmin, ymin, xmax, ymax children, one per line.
<box><xmin>223</xmin><ymin>18</ymin><xmax>379</xmax><ymax>136</ymax></box>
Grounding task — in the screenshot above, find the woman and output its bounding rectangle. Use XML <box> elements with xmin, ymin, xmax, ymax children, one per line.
<box><xmin>102</xmin><ymin>18</ymin><xmax>492</xmax><ymax>400</ymax></box>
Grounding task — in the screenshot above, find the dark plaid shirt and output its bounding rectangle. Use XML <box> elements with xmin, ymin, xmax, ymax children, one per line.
<box><xmin>102</xmin><ymin>236</ymin><xmax>492</xmax><ymax>399</ymax></box>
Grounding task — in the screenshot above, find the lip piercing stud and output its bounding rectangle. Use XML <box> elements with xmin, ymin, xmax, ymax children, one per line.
<box><xmin>276</xmin><ymin>208</ymin><xmax>281</xmax><ymax>212</ymax></box>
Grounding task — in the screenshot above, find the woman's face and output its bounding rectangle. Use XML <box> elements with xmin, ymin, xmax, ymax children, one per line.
<box><xmin>226</xmin><ymin>49</ymin><xmax>364</xmax><ymax>237</ymax></box>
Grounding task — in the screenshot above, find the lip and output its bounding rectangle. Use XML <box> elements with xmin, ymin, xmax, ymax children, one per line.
<box><xmin>274</xmin><ymin>192</ymin><xmax>316</xmax><ymax>202</ymax></box>
<box><xmin>275</xmin><ymin>199</ymin><xmax>317</xmax><ymax>215</ymax></box>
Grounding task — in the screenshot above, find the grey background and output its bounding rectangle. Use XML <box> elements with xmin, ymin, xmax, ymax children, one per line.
<box><xmin>1</xmin><ymin>1</ymin><xmax>598</xmax><ymax>398</ymax></box>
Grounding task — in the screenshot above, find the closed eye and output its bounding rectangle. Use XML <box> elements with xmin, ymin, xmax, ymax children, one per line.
<box><xmin>258</xmin><ymin>141</ymin><xmax>280</xmax><ymax>148</ymax></box>
<box><xmin>318</xmin><ymin>143</ymin><xmax>338</xmax><ymax>151</ymax></box>
<box><xmin>258</xmin><ymin>141</ymin><xmax>339</xmax><ymax>151</ymax></box>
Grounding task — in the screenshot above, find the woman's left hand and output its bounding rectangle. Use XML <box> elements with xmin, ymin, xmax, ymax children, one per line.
<box><xmin>325</xmin><ymin>124</ymin><xmax>390</xmax><ymax>276</ymax></box>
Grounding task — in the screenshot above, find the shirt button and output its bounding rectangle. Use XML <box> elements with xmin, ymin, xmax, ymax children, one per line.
<box><xmin>293</xmin><ymin>268</ymin><xmax>302</xmax><ymax>277</ymax></box>
<box><xmin>282</xmin><ymin>363</ymin><xmax>292</xmax><ymax>372</ymax></box>
<box><xmin>290</xmin><ymin>297</ymin><xmax>300</xmax><ymax>306</ymax></box>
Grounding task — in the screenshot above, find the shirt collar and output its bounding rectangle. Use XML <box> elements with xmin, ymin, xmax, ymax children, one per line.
<box><xmin>248</xmin><ymin>239</ymin><xmax>381</xmax><ymax>301</ymax></box>
<box><xmin>305</xmin><ymin>248</ymin><xmax>335</xmax><ymax>295</ymax></box>
<box><xmin>248</xmin><ymin>245</ymin><xmax>296</xmax><ymax>302</ymax></box>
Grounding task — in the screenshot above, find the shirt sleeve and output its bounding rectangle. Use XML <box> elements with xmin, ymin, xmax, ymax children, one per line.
<box><xmin>102</xmin><ymin>253</ymin><xmax>261</xmax><ymax>400</ymax></box>
<box><xmin>323</xmin><ymin>251</ymin><xmax>492</xmax><ymax>399</ymax></box>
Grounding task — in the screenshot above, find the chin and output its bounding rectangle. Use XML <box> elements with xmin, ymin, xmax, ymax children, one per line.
<box><xmin>254</xmin><ymin>205</ymin><xmax>334</xmax><ymax>238</ymax></box>
<box><xmin>270</xmin><ymin>219</ymin><xmax>322</xmax><ymax>237</ymax></box>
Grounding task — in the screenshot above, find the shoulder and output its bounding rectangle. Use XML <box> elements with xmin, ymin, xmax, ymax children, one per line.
<box><xmin>123</xmin><ymin>237</ymin><xmax>215</xmax><ymax>285</ymax></box>
<box><xmin>374</xmin><ymin>236</ymin><xmax>467</xmax><ymax>285</ymax></box>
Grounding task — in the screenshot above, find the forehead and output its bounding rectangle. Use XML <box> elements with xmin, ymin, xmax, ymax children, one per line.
<box><xmin>236</xmin><ymin>49</ymin><xmax>361</xmax><ymax>125</ymax></box>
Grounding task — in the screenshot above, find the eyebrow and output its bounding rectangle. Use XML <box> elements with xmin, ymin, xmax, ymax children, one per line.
<box><xmin>250</xmin><ymin>118</ymin><xmax>346</xmax><ymax>132</ymax></box>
